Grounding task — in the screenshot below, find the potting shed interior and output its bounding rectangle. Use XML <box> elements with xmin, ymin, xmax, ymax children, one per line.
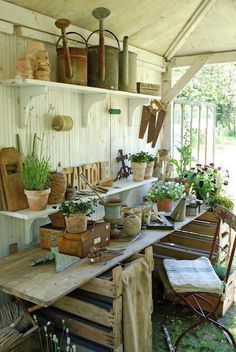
<box><xmin>0</xmin><ymin>0</ymin><xmax>235</xmax><ymax>351</ymax></box>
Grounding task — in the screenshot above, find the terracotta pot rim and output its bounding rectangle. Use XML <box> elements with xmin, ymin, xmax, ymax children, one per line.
<box><xmin>24</xmin><ymin>188</ymin><xmax>51</xmax><ymax>195</ymax></box>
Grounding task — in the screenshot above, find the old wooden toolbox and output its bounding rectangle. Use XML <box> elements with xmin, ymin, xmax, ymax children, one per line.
<box><xmin>40</xmin><ymin>222</ymin><xmax>111</xmax><ymax>258</ymax></box>
<box><xmin>39</xmin><ymin>247</ymin><xmax>153</xmax><ymax>352</ymax></box>
<box><xmin>136</xmin><ymin>82</ymin><xmax>161</xmax><ymax>96</ymax></box>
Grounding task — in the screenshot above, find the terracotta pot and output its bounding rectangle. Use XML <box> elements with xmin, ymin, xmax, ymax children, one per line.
<box><xmin>156</xmin><ymin>199</ymin><xmax>173</xmax><ymax>212</ymax></box>
<box><xmin>144</xmin><ymin>161</ymin><xmax>154</xmax><ymax>179</ymax></box>
<box><xmin>24</xmin><ymin>188</ymin><xmax>51</xmax><ymax>211</ymax></box>
<box><xmin>65</xmin><ymin>213</ymin><xmax>87</xmax><ymax>233</ymax></box>
<box><xmin>131</xmin><ymin>161</ymin><xmax>147</xmax><ymax>181</ymax></box>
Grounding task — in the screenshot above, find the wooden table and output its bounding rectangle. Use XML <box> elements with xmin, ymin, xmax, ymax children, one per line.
<box><xmin>0</xmin><ymin>214</ymin><xmax>202</xmax><ymax>307</ymax></box>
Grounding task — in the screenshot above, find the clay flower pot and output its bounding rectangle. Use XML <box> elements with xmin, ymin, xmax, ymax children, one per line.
<box><xmin>144</xmin><ymin>161</ymin><xmax>154</xmax><ymax>179</ymax></box>
<box><xmin>156</xmin><ymin>199</ymin><xmax>173</xmax><ymax>212</ymax></box>
<box><xmin>131</xmin><ymin>162</ymin><xmax>147</xmax><ymax>181</ymax></box>
<box><xmin>24</xmin><ymin>188</ymin><xmax>51</xmax><ymax>211</ymax></box>
<box><xmin>65</xmin><ymin>213</ymin><xmax>88</xmax><ymax>233</ymax></box>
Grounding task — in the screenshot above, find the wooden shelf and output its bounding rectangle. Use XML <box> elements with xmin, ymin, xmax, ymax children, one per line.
<box><xmin>0</xmin><ymin>79</ymin><xmax>161</xmax><ymax>128</ymax></box>
<box><xmin>0</xmin><ymin>177</ymin><xmax>157</xmax><ymax>221</ymax></box>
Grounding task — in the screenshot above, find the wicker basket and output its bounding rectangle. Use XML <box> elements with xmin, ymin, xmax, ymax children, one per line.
<box><xmin>48</xmin><ymin>172</ymin><xmax>66</xmax><ymax>205</ymax></box>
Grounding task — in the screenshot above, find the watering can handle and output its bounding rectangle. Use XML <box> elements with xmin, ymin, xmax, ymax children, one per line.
<box><xmin>56</xmin><ymin>32</ymin><xmax>88</xmax><ymax>49</ymax></box>
<box><xmin>87</xmin><ymin>29</ymin><xmax>120</xmax><ymax>82</ymax></box>
<box><xmin>86</xmin><ymin>29</ymin><xmax>120</xmax><ymax>50</ymax></box>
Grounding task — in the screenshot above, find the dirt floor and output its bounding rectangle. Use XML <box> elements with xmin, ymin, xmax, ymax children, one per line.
<box><xmin>152</xmin><ymin>283</ymin><xmax>236</xmax><ymax>352</ymax></box>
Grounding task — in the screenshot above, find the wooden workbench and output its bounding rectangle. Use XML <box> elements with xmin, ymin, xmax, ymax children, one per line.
<box><xmin>0</xmin><ymin>214</ymin><xmax>203</xmax><ymax>307</ymax></box>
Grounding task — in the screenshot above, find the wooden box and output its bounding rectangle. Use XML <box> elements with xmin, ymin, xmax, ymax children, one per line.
<box><xmin>39</xmin><ymin>247</ymin><xmax>153</xmax><ymax>352</ymax></box>
<box><xmin>40</xmin><ymin>222</ymin><xmax>111</xmax><ymax>258</ymax></box>
<box><xmin>136</xmin><ymin>82</ymin><xmax>161</xmax><ymax>96</ymax></box>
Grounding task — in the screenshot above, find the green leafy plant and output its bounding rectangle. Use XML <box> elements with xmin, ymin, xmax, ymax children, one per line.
<box><xmin>147</xmin><ymin>180</ymin><xmax>184</xmax><ymax>201</ymax></box>
<box><xmin>170</xmin><ymin>143</ymin><xmax>193</xmax><ymax>177</ymax></box>
<box><xmin>146</xmin><ymin>153</ymin><xmax>157</xmax><ymax>163</ymax></box>
<box><xmin>59</xmin><ymin>198</ymin><xmax>97</xmax><ymax>218</ymax></box>
<box><xmin>22</xmin><ymin>155</ymin><xmax>51</xmax><ymax>190</ymax></box>
<box><xmin>182</xmin><ymin>164</ymin><xmax>229</xmax><ymax>201</ymax></box>
<box><xmin>129</xmin><ymin>151</ymin><xmax>148</xmax><ymax>163</ymax></box>
<box><xmin>207</xmin><ymin>193</ymin><xmax>234</xmax><ymax>211</ymax></box>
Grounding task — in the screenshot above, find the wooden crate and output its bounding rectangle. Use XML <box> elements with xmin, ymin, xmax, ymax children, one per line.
<box><xmin>40</xmin><ymin>247</ymin><xmax>153</xmax><ymax>352</ymax></box>
<box><xmin>197</xmin><ymin>211</ymin><xmax>219</xmax><ymax>223</ymax></box>
<box><xmin>181</xmin><ymin>219</ymin><xmax>218</xmax><ymax>236</ymax></box>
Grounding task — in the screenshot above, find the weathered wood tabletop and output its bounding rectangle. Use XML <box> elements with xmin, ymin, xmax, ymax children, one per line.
<box><xmin>0</xmin><ymin>214</ymin><xmax>203</xmax><ymax>307</ymax></box>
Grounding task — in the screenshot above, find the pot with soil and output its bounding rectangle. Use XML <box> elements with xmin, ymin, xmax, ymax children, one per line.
<box><xmin>22</xmin><ymin>155</ymin><xmax>51</xmax><ymax>211</ymax></box>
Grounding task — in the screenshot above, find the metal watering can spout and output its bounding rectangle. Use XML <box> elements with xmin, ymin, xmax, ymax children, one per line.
<box><xmin>55</xmin><ymin>18</ymin><xmax>73</xmax><ymax>79</ymax></box>
<box><xmin>122</xmin><ymin>36</ymin><xmax>129</xmax><ymax>87</ymax></box>
<box><xmin>92</xmin><ymin>7</ymin><xmax>111</xmax><ymax>82</ymax></box>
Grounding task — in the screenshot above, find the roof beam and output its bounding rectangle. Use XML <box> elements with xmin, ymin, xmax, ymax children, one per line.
<box><xmin>171</xmin><ymin>51</ymin><xmax>236</xmax><ymax>67</ymax></box>
<box><xmin>162</xmin><ymin>54</ymin><xmax>213</xmax><ymax>105</ymax></box>
<box><xmin>164</xmin><ymin>0</ymin><xmax>216</xmax><ymax>61</ymax></box>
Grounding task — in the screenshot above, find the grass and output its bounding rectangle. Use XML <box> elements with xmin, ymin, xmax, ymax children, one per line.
<box><xmin>152</xmin><ymin>285</ymin><xmax>235</xmax><ymax>352</ymax></box>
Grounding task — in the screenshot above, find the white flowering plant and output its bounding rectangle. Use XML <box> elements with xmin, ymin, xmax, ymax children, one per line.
<box><xmin>147</xmin><ymin>180</ymin><xmax>184</xmax><ymax>201</ymax></box>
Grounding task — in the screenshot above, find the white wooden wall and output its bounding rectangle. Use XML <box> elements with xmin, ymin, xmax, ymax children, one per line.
<box><xmin>0</xmin><ymin>29</ymin><xmax>162</xmax><ymax>269</ymax></box>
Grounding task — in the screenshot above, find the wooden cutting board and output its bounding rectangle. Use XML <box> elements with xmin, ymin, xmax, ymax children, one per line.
<box><xmin>0</xmin><ymin>147</ymin><xmax>28</xmax><ymax>211</ymax></box>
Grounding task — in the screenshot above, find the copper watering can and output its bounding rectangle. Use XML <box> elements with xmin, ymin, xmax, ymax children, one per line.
<box><xmin>87</xmin><ymin>7</ymin><xmax>120</xmax><ymax>90</ymax></box>
<box><xmin>119</xmin><ymin>36</ymin><xmax>137</xmax><ymax>93</ymax></box>
<box><xmin>55</xmin><ymin>18</ymin><xmax>87</xmax><ymax>85</ymax></box>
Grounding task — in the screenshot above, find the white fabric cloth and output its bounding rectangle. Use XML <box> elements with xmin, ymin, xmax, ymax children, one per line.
<box><xmin>163</xmin><ymin>256</ymin><xmax>223</xmax><ymax>295</ymax></box>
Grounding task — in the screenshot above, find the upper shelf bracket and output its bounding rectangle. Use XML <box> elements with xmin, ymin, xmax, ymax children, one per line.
<box><xmin>81</xmin><ymin>93</ymin><xmax>108</xmax><ymax>127</ymax></box>
<box><xmin>128</xmin><ymin>98</ymin><xmax>150</xmax><ymax>127</ymax></box>
<box><xmin>19</xmin><ymin>86</ymin><xmax>48</xmax><ymax>128</ymax></box>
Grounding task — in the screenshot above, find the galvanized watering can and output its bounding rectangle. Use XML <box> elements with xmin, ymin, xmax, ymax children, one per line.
<box><xmin>119</xmin><ymin>36</ymin><xmax>137</xmax><ymax>93</ymax></box>
<box><xmin>87</xmin><ymin>7</ymin><xmax>120</xmax><ymax>90</ymax></box>
<box><xmin>55</xmin><ymin>18</ymin><xmax>87</xmax><ymax>85</ymax></box>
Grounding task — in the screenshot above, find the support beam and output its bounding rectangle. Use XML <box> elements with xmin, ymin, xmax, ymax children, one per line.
<box><xmin>164</xmin><ymin>0</ymin><xmax>216</xmax><ymax>61</ymax></box>
<box><xmin>172</xmin><ymin>51</ymin><xmax>236</xmax><ymax>67</ymax></box>
<box><xmin>162</xmin><ymin>54</ymin><xmax>213</xmax><ymax>106</ymax></box>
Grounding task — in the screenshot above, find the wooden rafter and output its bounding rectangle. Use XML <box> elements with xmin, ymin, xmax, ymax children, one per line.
<box><xmin>162</xmin><ymin>54</ymin><xmax>213</xmax><ymax>106</ymax></box>
<box><xmin>172</xmin><ymin>51</ymin><xmax>236</xmax><ymax>67</ymax></box>
<box><xmin>164</xmin><ymin>0</ymin><xmax>216</xmax><ymax>61</ymax></box>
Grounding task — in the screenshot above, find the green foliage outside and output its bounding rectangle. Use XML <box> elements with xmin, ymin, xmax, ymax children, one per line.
<box><xmin>175</xmin><ymin>63</ymin><xmax>236</xmax><ymax>135</ymax></box>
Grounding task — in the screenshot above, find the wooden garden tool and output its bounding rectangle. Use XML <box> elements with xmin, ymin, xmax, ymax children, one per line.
<box><xmin>139</xmin><ymin>106</ymin><xmax>152</xmax><ymax>139</ymax></box>
<box><xmin>151</xmin><ymin>100</ymin><xmax>166</xmax><ymax>148</ymax></box>
<box><xmin>139</xmin><ymin>100</ymin><xmax>165</xmax><ymax>145</ymax></box>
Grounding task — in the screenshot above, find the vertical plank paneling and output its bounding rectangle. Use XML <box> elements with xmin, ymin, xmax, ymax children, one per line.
<box><xmin>0</xmin><ymin>31</ymin><xmax>162</xmax><ymax>266</ymax></box>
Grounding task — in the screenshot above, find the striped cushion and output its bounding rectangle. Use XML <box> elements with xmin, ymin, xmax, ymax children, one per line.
<box><xmin>163</xmin><ymin>257</ymin><xmax>223</xmax><ymax>295</ymax></box>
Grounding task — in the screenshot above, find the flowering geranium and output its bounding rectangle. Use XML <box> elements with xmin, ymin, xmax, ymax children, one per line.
<box><xmin>182</xmin><ymin>163</ymin><xmax>229</xmax><ymax>201</ymax></box>
<box><xmin>147</xmin><ymin>180</ymin><xmax>184</xmax><ymax>201</ymax></box>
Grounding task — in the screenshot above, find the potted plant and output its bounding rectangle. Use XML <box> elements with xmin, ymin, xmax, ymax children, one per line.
<box><xmin>129</xmin><ymin>151</ymin><xmax>148</xmax><ymax>181</ymax></box>
<box><xmin>183</xmin><ymin>163</ymin><xmax>229</xmax><ymax>201</ymax></box>
<box><xmin>59</xmin><ymin>198</ymin><xmax>97</xmax><ymax>233</ymax></box>
<box><xmin>144</xmin><ymin>153</ymin><xmax>157</xmax><ymax>179</ymax></box>
<box><xmin>147</xmin><ymin>180</ymin><xmax>184</xmax><ymax>212</ymax></box>
<box><xmin>22</xmin><ymin>155</ymin><xmax>51</xmax><ymax>211</ymax></box>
